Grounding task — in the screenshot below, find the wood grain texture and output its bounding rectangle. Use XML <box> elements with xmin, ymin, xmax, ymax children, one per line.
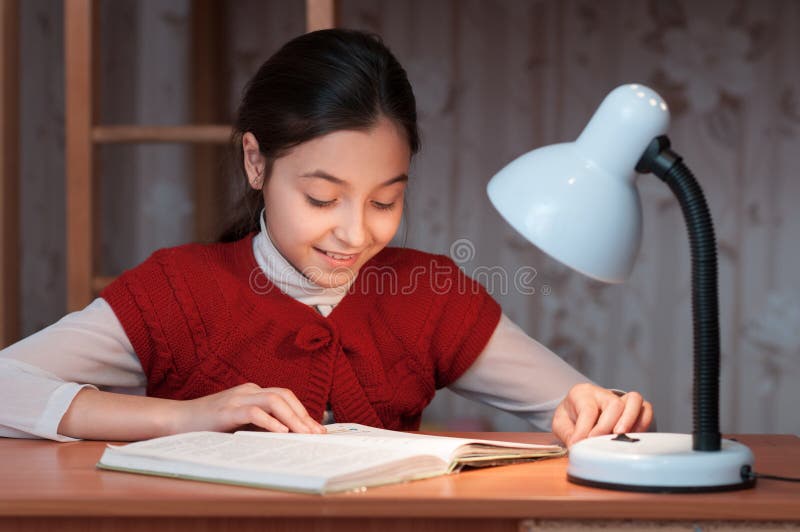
<box><xmin>306</xmin><ymin>0</ymin><xmax>337</xmax><ymax>31</ymax></box>
<box><xmin>0</xmin><ymin>434</ymin><xmax>797</xmax><ymax>523</ymax></box>
<box><xmin>0</xmin><ymin>517</ymin><xmax>521</xmax><ymax>532</ymax></box>
<box><xmin>64</xmin><ymin>0</ymin><xmax>94</xmax><ymax>312</ymax></box>
<box><xmin>0</xmin><ymin>519</ymin><xmax>796</xmax><ymax>532</ymax></box>
<box><xmin>92</xmin><ymin>125</ymin><xmax>231</xmax><ymax>144</ymax></box>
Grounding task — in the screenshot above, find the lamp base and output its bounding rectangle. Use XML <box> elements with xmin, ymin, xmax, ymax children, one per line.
<box><xmin>567</xmin><ymin>433</ymin><xmax>756</xmax><ymax>493</ymax></box>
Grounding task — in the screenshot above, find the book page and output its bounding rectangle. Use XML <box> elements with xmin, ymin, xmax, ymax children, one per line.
<box><xmin>108</xmin><ymin>430</ymin><xmax>428</xmax><ymax>479</ymax></box>
<box><xmin>238</xmin><ymin>423</ymin><xmax>563</xmax><ymax>463</ymax></box>
<box><xmin>238</xmin><ymin>424</ymin><xmax>462</xmax><ymax>462</ymax></box>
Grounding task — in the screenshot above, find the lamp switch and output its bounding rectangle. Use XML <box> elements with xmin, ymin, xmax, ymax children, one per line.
<box><xmin>611</xmin><ymin>433</ymin><xmax>640</xmax><ymax>443</ymax></box>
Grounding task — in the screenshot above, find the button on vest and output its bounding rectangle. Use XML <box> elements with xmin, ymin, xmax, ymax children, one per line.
<box><xmin>294</xmin><ymin>323</ymin><xmax>333</xmax><ymax>351</ymax></box>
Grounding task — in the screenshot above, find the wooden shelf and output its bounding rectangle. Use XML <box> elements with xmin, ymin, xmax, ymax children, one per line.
<box><xmin>92</xmin><ymin>125</ymin><xmax>232</xmax><ymax>144</ymax></box>
<box><xmin>306</xmin><ymin>0</ymin><xmax>337</xmax><ymax>31</ymax></box>
<box><xmin>66</xmin><ymin>0</ymin><xmax>338</xmax><ymax>312</ymax></box>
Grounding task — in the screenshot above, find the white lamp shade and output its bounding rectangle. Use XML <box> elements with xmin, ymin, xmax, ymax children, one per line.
<box><xmin>487</xmin><ymin>84</ymin><xmax>670</xmax><ymax>283</ymax></box>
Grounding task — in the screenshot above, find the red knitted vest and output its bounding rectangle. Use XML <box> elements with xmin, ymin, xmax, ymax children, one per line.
<box><xmin>101</xmin><ymin>234</ymin><xmax>501</xmax><ymax>430</ymax></box>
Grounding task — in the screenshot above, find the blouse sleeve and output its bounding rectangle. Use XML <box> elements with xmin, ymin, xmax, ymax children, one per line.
<box><xmin>0</xmin><ymin>298</ymin><xmax>146</xmax><ymax>441</ymax></box>
<box><xmin>448</xmin><ymin>313</ymin><xmax>593</xmax><ymax>431</ymax></box>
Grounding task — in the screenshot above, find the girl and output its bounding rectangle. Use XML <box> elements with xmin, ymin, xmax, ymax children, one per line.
<box><xmin>0</xmin><ymin>29</ymin><xmax>652</xmax><ymax>446</ymax></box>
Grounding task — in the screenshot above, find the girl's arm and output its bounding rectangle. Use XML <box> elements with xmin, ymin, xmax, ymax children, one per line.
<box><xmin>449</xmin><ymin>313</ymin><xmax>593</xmax><ymax>430</ymax></box>
<box><xmin>58</xmin><ymin>382</ymin><xmax>325</xmax><ymax>440</ymax></box>
<box><xmin>0</xmin><ymin>358</ymin><xmax>98</xmax><ymax>440</ymax></box>
<box><xmin>2</xmin><ymin>299</ymin><xmax>323</xmax><ymax>441</ymax></box>
<box><xmin>57</xmin><ymin>387</ymin><xmax>178</xmax><ymax>440</ymax></box>
<box><xmin>449</xmin><ymin>313</ymin><xmax>652</xmax><ymax>444</ymax></box>
<box><xmin>0</xmin><ymin>298</ymin><xmax>145</xmax><ymax>440</ymax></box>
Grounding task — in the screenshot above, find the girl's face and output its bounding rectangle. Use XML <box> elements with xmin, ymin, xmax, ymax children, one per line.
<box><xmin>243</xmin><ymin>117</ymin><xmax>411</xmax><ymax>288</ymax></box>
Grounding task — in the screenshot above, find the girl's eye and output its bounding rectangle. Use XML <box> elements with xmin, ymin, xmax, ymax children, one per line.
<box><xmin>372</xmin><ymin>201</ymin><xmax>396</xmax><ymax>211</ymax></box>
<box><xmin>306</xmin><ymin>195</ymin><xmax>336</xmax><ymax>208</ymax></box>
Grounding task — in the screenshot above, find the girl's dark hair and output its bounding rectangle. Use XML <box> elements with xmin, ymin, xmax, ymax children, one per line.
<box><xmin>219</xmin><ymin>29</ymin><xmax>420</xmax><ymax>242</ymax></box>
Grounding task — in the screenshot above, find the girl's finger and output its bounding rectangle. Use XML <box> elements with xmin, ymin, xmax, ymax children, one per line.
<box><xmin>631</xmin><ymin>401</ymin><xmax>654</xmax><ymax>432</ymax></box>
<box><xmin>239</xmin><ymin>405</ymin><xmax>288</xmax><ymax>433</ymax></box>
<box><xmin>587</xmin><ymin>397</ymin><xmax>624</xmax><ymax>437</ymax></box>
<box><xmin>267</xmin><ymin>388</ymin><xmax>325</xmax><ymax>433</ymax></box>
<box><xmin>250</xmin><ymin>391</ymin><xmax>314</xmax><ymax>433</ymax></box>
<box><xmin>613</xmin><ymin>392</ymin><xmax>644</xmax><ymax>433</ymax></box>
<box><xmin>551</xmin><ymin>406</ymin><xmax>574</xmax><ymax>445</ymax></box>
<box><xmin>569</xmin><ymin>401</ymin><xmax>600</xmax><ymax>446</ymax></box>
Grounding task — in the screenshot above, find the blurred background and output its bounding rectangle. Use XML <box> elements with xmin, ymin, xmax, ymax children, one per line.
<box><xmin>3</xmin><ymin>0</ymin><xmax>799</xmax><ymax>434</ymax></box>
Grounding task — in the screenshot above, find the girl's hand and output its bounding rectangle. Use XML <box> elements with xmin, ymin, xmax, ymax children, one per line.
<box><xmin>171</xmin><ymin>383</ymin><xmax>326</xmax><ymax>435</ymax></box>
<box><xmin>551</xmin><ymin>383</ymin><xmax>653</xmax><ymax>447</ymax></box>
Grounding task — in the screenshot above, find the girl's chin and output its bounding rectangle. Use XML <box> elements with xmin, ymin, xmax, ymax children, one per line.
<box><xmin>302</xmin><ymin>267</ymin><xmax>357</xmax><ymax>288</ymax></box>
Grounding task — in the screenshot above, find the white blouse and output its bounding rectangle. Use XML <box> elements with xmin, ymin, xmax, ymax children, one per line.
<box><xmin>0</xmin><ymin>219</ymin><xmax>591</xmax><ymax>441</ymax></box>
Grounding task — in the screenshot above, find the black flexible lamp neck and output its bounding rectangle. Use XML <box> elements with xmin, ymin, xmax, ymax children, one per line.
<box><xmin>636</xmin><ymin>135</ymin><xmax>722</xmax><ymax>452</ymax></box>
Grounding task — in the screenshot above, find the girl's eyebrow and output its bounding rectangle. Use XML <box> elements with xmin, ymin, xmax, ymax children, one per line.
<box><xmin>300</xmin><ymin>170</ymin><xmax>408</xmax><ymax>188</ymax></box>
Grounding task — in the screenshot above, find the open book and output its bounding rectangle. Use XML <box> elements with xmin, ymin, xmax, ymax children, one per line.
<box><xmin>97</xmin><ymin>423</ymin><xmax>565</xmax><ymax>494</ymax></box>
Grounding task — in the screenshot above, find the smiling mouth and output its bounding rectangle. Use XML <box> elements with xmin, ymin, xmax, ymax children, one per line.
<box><xmin>314</xmin><ymin>248</ymin><xmax>360</xmax><ymax>261</ymax></box>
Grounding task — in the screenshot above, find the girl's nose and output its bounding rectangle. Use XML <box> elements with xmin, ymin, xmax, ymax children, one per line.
<box><xmin>333</xmin><ymin>207</ymin><xmax>367</xmax><ymax>248</ymax></box>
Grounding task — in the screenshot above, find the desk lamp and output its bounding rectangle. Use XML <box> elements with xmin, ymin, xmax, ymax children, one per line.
<box><xmin>487</xmin><ymin>84</ymin><xmax>755</xmax><ymax>492</ymax></box>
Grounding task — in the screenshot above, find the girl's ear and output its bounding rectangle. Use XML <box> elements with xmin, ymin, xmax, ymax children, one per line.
<box><xmin>242</xmin><ymin>132</ymin><xmax>266</xmax><ymax>189</ymax></box>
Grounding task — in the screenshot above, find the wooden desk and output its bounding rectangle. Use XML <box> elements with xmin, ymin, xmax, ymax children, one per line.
<box><xmin>0</xmin><ymin>433</ymin><xmax>798</xmax><ymax>531</ymax></box>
